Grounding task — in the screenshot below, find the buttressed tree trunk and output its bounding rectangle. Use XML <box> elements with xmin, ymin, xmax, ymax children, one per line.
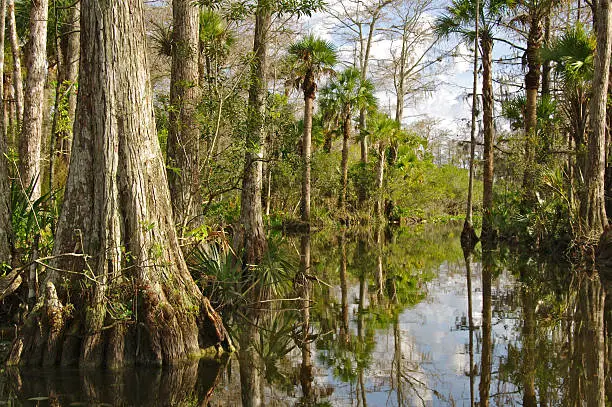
<box><xmin>581</xmin><ymin>0</ymin><xmax>611</xmax><ymax>238</ymax></box>
<box><xmin>237</xmin><ymin>1</ymin><xmax>269</xmax><ymax>267</ymax></box>
<box><xmin>7</xmin><ymin>0</ymin><xmax>22</xmax><ymax>125</ymax></box>
<box><xmin>19</xmin><ymin>0</ymin><xmax>49</xmax><ymax>201</ymax></box>
<box><xmin>7</xmin><ymin>0</ymin><xmax>232</xmax><ymax>368</ymax></box>
<box><xmin>167</xmin><ymin>0</ymin><xmax>202</xmax><ymax>233</ymax></box>
<box><xmin>481</xmin><ymin>34</ymin><xmax>496</xmax><ymax>242</ymax></box>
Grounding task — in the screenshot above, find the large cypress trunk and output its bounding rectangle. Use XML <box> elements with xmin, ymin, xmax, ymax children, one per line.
<box><xmin>581</xmin><ymin>0</ymin><xmax>611</xmax><ymax>238</ymax></box>
<box><xmin>237</xmin><ymin>3</ymin><xmax>269</xmax><ymax>267</ymax></box>
<box><xmin>19</xmin><ymin>0</ymin><xmax>49</xmax><ymax>200</ymax></box>
<box><xmin>7</xmin><ymin>0</ymin><xmax>231</xmax><ymax>368</ymax></box>
<box><xmin>481</xmin><ymin>35</ymin><xmax>495</xmax><ymax>241</ymax></box>
<box><xmin>166</xmin><ymin>0</ymin><xmax>202</xmax><ymax>233</ymax></box>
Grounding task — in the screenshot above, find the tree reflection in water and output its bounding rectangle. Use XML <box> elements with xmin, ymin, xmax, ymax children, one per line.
<box><xmin>2</xmin><ymin>225</ymin><xmax>611</xmax><ymax>406</ymax></box>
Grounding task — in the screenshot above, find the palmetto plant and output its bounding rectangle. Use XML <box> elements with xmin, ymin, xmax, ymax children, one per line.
<box><xmin>287</xmin><ymin>35</ymin><xmax>337</xmax><ymax>224</ymax></box>
<box><xmin>541</xmin><ymin>24</ymin><xmax>595</xmax><ymax>86</ymax></box>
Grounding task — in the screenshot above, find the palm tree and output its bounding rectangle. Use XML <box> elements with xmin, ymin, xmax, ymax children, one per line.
<box><xmin>512</xmin><ymin>0</ymin><xmax>555</xmax><ymax>197</ymax></box>
<box><xmin>542</xmin><ymin>25</ymin><xmax>594</xmax><ymax>209</ymax></box>
<box><xmin>287</xmin><ymin>35</ymin><xmax>337</xmax><ymax>224</ymax></box>
<box><xmin>320</xmin><ymin>67</ymin><xmax>376</xmax><ymax>212</ymax></box>
<box><xmin>435</xmin><ymin>0</ymin><xmax>514</xmax><ymax>241</ymax></box>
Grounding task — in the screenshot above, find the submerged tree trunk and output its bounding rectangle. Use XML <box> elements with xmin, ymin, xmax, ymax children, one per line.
<box><xmin>19</xmin><ymin>0</ymin><xmax>50</xmax><ymax>201</ymax></box>
<box><xmin>167</xmin><ymin>0</ymin><xmax>202</xmax><ymax>234</ymax></box>
<box><xmin>581</xmin><ymin>0</ymin><xmax>611</xmax><ymax>238</ymax></box>
<box><xmin>7</xmin><ymin>0</ymin><xmax>22</xmax><ymax>126</ymax></box>
<box><xmin>236</xmin><ymin>2</ymin><xmax>269</xmax><ymax>268</ymax></box>
<box><xmin>481</xmin><ymin>35</ymin><xmax>495</xmax><ymax>241</ymax></box>
<box><xmin>8</xmin><ymin>0</ymin><xmax>231</xmax><ymax>368</ymax></box>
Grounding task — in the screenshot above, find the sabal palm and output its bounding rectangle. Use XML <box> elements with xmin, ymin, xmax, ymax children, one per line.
<box><xmin>320</xmin><ymin>67</ymin><xmax>376</xmax><ymax>210</ymax></box>
<box><xmin>288</xmin><ymin>35</ymin><xmax>337</xmax><ymax>223</ymax></box>
<box><xmin>435</xmin><ymin>0</ymin><xmax>513</xmax><ymax>240</ymax></box>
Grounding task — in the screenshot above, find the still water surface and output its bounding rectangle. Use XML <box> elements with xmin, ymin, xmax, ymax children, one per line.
<box><xmin>1</xmin><ymin>223</ymin><xmax>610</xmax><ymax>406</ymax></box>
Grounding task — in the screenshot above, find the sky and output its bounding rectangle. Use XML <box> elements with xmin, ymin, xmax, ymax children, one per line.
<box><xmin>298</xmin><ymin>0</ymin><xmax>519</xmax><ymax>137</ymax></box>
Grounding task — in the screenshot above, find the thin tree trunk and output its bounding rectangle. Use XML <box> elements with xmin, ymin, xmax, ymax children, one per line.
<box><xmin>55</xmin><ymin>0</ymin><xmax>80</xmax><ymax>171</ymax></box>
<box><xmin>481</xmin><ymin>35</ymin><xmax>495</xmax><ymax>242</ymax></box>
<box><xmin>541</xmin><ymin>14</ymin><xmax>552</xmax><ymax>97</ymax></box>
<box><xmin>463</xmin><ymin>0</ymin><xmax>479</xmax><ymax>246</ymax></box>
<box><xmin>8</xmin><ymin>0</ymin><xmax>232</xmax><ymax>368</ymax></box>
<box><xmin>0</xmin><ymin>0</ymin><xmax>10</xmax><ymax>268</ymax></box>
<box><xmin>7</xmin><ymin>0</ymin><xmax>22</xmax><ymax>125</ymax></box>
<box><xmin>236</xmin><ymin>1</ymin><xmax>269</xmax><ymax>268</ymax></box>
<box><xmin>522</xmin><ymin>12</ymin><xmax>543</xmax><ymax>197</ymax></box>
<box><xmin>339</xmin><ymin>109</ymin><xmax>351</xmax><ymax>212</ymax></box>
<box><xmin>19</xmin><ymin>0</ymin><xmax>49</xmax><ymax>201</ymax></box>
<box><xmin>298</xmin><ymin>234</ymin><xmax>312</xmax><ymax>401</ymax></box>
<box><xmin>301</xmin><ymin>91</ymin><xmax>313</xmax><ymax>224</ymax></box>
<box><xmin>167</xmin><ymin>0</ymin><xmax>202</xmax><ymax>234</ymax></box>
<box><xmin>462</xmin><ymin>247</ymin><xmax>475</xmax><ymax>407</ymax></box>
<box><xmin>376</xmin><ymin>140</ymin><xmax>385</xmax><ymax>218</ymax></box>
<box><xmin>521</xmin><ymin>283</ymin><xmax>537</xmax><ymax>407</ymax></box>
<box><xmin>581</xmin><ymin>0</ymin><xmax>611</xmax><ymax>238</ymax></box>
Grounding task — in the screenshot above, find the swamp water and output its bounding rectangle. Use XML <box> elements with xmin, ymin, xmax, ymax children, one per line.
<box><xmin>1</xmin><ymin>223</ymin><xmax>610</xmax><ymax>406</ymax></box>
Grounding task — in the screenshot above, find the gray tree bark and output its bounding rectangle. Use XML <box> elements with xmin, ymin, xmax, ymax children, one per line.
<box><xmin>167</xmin><ymin>0</ymin><xmax>202</xmax><ymax>233</ymax></box>
<box><xmin>301</xmin><ymin>92</ymin><xmax>313</xmax><ymax>224</ymax></box>
<box><xmin>8</xmin><ymin>0</ymin><xmax>231</xmax><ymax>368</ymax></box>
<box><xmin>19</xmin><ymin>0</ymin><xmax>49</xmax><ymax>201</ymax></box>
<box><xmin>0</xmin><ymin>0</ymin><xmax>10</xmax><ymax>269</ymax></box>
<box><xmin>236</xmin><ymin>2</ymin><xmax>269</xmax><ymax>267</ymax></box>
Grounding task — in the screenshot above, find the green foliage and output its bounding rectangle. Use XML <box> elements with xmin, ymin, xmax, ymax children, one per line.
<box><xmin>541</xmin><ymin>24</ymin><xmax>595</xmax><ymax>86</ymax></box>
<box><xmin>491</xmin><ymin>168</ymin><xmax>573</xmax><ymax>247</ymax></box>
<box><xmin>11</xmin><ymin>176</ymin><xmax>57</xmax><ymax>262</ymax></box>
<box><xmin>286</xmin><ymin>35</ymin><xmax>337</xmax><ymax>95</ymax></box>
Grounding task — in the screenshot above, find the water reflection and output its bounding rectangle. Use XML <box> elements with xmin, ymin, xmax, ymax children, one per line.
<box><xmin>479</xmin><ymin>245</ymin><xmax>493</xmax><ymax>407</ymax></box>
<box><xmin>568</xmin><ymin>271</ymin><xmax>606</xmax><ymax>407</ymax></box>
<box><xmin>1</xmin><ymin>224</ymin><xmax>611</xmax><ymax>406</ymax></box>
<box><xmin>0</xmin><ymin>359</ymin><xmax>224</xmax><ymax>405</ymax></box>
